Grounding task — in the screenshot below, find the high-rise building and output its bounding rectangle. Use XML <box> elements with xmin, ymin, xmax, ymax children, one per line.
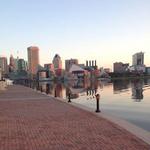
<box><xmin>132</xmin><ymin>52</ymin><xmax>144</xmax><ymax>66</ymax></box>
<box><xmin>0</xmin><ymin>56</ymin><xmax>8</xmax><ymax>75</ymax></box>
<box><xmin>27</xmin><ymin>46</ymin><xmax>39</xmax><ymax>75</ymax></box>
<box><xmin>113</xmin><ymin>62</ymin><xmax>129</xmax><ymax>73</ymax></box>
<box><xmin>65</xmin><ymin>59</ymin><xmax>78</xmax><ymax>72</ymax></box>
<box><xmin>44</xmin><ymin>63</ymin><xmax>54</xmax><ymax>72</ymax></box>
<box><xmin>129</xmin><ymin>52</ymin><xmax>145</xmax><ymax>73</ymax></box>
<box><xmin>53</xmin><ymin>54</ymin><xmax>62</xmax><ymax>70</ymax></box>
<box><xmin>9</xmin><ymin>54</ymin><xmax>19</xmax><ymax>72</ymax></box>
<box><xmin>9</xmin><ymin>54</ymin><xmax>15</xmax><ymax>72</ymax></box>
<box><xmin>18</xmin><ymin>59</ymin><xmax>27</xmax><ymax>72</ymax></box>
<box><xmin>14</xmin><ymin>58</ymin><xmax>19</xmax><ymax>71</ymax></box>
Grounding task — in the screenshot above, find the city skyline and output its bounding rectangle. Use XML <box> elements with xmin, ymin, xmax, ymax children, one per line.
<box><xmin>0</xmin><ymin>48</ymin><xmax>149</xmax><ymax>70</ymax></box>
<box><xmin>1</xmin><ymin>0</ymin><xmax>150</xmax><ymax>68</ymax></box>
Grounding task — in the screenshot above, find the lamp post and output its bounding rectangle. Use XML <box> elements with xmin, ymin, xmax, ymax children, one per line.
<box><xmin>95</xmin><ymin>94</ymin><xmax>101</xmax><ymax>113</ymax></box>
<box><xmin>68</xmin><ymin>91</ymin><xmax>71</xmax><ymax>103</ymax></box>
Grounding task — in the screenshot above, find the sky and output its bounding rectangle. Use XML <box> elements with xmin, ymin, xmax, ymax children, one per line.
<box><xmin>0</xmin><ymin>0</ymin><xmax>150</xmax><ymax>69</ymax></box>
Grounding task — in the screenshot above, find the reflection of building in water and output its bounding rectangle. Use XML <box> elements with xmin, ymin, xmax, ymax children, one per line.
<box><xmin>66</xmin><ymin>88</ymin><xmax>79</xmax><ymax>99</ymax></box>
<box><xmin>113</xmin><ymin>80</ymin><xmax>130</xmax><ymax>94</ymax></box>
<box><xmin>41</xmin><ymin>84</ymin><xmax>47</xmax><ymax>92</ymax></box>
<box><xmin>54</xmin><ymin>84</ymin><xmax>63</xmax><ymax>98</ymax></box>
<box><xmin>45</xmin><ymin>84</ymin><xmax>50</xmax><ymax>94</ymax></box>
<box><xmin>131</xmin><ymin>80</ymin><xmax>143</xmax><ymax>102</ymax></box>
<box><xmin>66</xmin><ymin>80</ymin><xmax>87</xmax><ymax>99</ymax></box>
<box><xmin>36</xmin><ymin>82</ymin><xmax>57</xmax><ymax>96</ymax></box>
<box><xmin>143</xmin><ymin>78</ymin><xmax>150</xmax><ymax>86</ymax></box>
<box><xmin>86</xmin><ymin>81</ymin><xmax>98</xmax><ymax>97</ymax></box>
<box><xmin>70</xmin><ymin>93</ymin><xmax>79</xmax><ymax>99</ymax></box>
<box><xmin>68</xmin><ymin>86</ymin><xmax>84</xmax><ymax>99</ymax></box>
<box><xmin>86</xmin><ymin>88</ymin><xmax>97</xmax><ymax>96</ymax></box>
<box><xmin>75</xmin><ymin>81</ymin><xmax>84</xmax><ymax>88</ymax></box>
<box><xmin>92</xmin><ymin>80</ymin><xmax>99</xmax><ymax>90</ymax></box>
<box><xmin>146</xmin><ymin>67</ymin><xmax>150</xmax><ymax>75</ymax></box>
<box><xmin>67</xmin><ymin>79</ymin><xmax>90</xmax><ymax>90</ymax></box>
<box><xmin>65</xmin><ymin>79</ymin><xmax>100</xmax><ymax>99</ymax></box>
<box><xmin>45</xmin><ymin>83</ymin><xmax>55</xmax><ymax>95</ymax></box>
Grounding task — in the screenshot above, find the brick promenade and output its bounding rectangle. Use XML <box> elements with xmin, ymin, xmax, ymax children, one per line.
<box><xmin>0</xmin><ymin>85</ymin><xmax>149</xmax><ymax>150</ymax></box>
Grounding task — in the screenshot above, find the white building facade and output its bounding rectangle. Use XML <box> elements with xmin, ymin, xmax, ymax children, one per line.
<box><xmin>129</xmin><ymin>52</ymin><xmax>146</xmax><ymax>73</ymax></box>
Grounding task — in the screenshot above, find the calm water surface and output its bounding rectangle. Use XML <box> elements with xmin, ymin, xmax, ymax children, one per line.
<box><xmin>36</xmin><ymin>79</ymin><xmax>150</xmax><ymax>132</ymax></box>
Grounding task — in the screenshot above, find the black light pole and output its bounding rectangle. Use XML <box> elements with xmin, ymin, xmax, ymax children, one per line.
<box><xmin>95</xmin><ymin>94</ymin><xmax>101</xmax><ymax>113</ymax></box>
<box><xmin>68</xmin><ymin>91</ymin><xmax>71</xmax><ymax>103</ymax></box>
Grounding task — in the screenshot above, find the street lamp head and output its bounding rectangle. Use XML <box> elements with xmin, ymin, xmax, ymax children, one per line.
<box><xmin>95</xmin><ymin>93</ymin><xmax>100</xmax><ymax>100</ymax></box>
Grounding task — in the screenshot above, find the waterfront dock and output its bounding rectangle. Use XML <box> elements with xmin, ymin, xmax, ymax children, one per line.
<box><xmin>0</xmin><ymin>85</ymin><xmax>149</xmax><ymax>150</ymax></box>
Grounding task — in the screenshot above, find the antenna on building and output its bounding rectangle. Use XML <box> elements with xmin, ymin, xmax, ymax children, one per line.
<box><xmin>17</xmin><ymin>51</ymin><xmax>19</xmax><ymax>60</ymax></box>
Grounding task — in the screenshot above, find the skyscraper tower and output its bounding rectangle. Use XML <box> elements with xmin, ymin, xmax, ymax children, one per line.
<box><xmin>132</xmin><ymin>52</ymin><xmax>144</xmax><ymax>66</ymax></box>
<box><xmin>53</xmin><ymin>54</ymin><xmax>62</xmax><ymax>70</ymax></box>
<box><xmin>0</xmin><ymin>56</ymin><xmax>8</xmax><ymax>75</ymax></box>
<box><xmin>27</xmin><ymin>46</ymin><xmax>39</xmax><ymax>75</ymax></box>
<box><xmin>18</xmin><ymin>59</ymin><xmax>27</xmax><ymax>72</ymax></box>
<box><xmin>10</xmin><ymin>54</ymin><xmax>15</xmax><ymax>66</ymax></box>
<box><xmin>9</xmin><ymin>54</ymin><xmax>15</xmax><ymax>72</ymax></box>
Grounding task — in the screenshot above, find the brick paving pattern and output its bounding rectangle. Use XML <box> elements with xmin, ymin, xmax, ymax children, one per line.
<box><xmin>0</xmin><ymin>85</ymin><xmax>149</xmax><ymax>150</ymax></box>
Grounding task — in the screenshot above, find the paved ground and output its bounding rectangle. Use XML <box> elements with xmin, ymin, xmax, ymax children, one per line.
<box><xmin>0</xmin><ymin>85</ymin><xmax>149</xmax><ymax>150</ymax></box>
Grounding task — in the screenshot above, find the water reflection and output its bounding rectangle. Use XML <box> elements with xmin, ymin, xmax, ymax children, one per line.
<box><xmin>34</xmin><ymin>78</ymin><xmax>150</xmax><ymax>102</ymax></box>
<box><xmin>113</xmin><ymin>80</ymin><xmax>130</xmax><ymax>94</ymax></box>
<box><xmin>35</xmin><ymin>80</ymin><xmax>99</xmax><ymax>100</ymax></box>
<box><xmin>112</xmin><ymin>79</ymin><xmax>145</xmax><ymax>102</ymax></box>
<box><xmin>17</xmin><ymin>78</ymin><xmax>150</xmax><ymax>103</ymax></box>
<box><xmin>39</xmin><ymin>82</ymin><xmax>65</xmax><ymax>98</ymax></box>
<box><xmin>19</xmin><ymin>78</ymin><xmax>150</xmax><ymax>131</ymax></box>
<box><xmin>54</xmin><ymin>84</ymin><xmax>63</xmax><ymax>98</ymax></box>
<box><xmin>131</xmin><ymin>80</ymin><xmax>143</xmax><ymax>102</ymax></box>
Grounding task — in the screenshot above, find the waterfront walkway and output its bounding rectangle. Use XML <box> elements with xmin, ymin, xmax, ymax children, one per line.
<box><xmin>0</xmin><ymin>85</ymin><xmax>149</xmax><ymax>150</ymax></box>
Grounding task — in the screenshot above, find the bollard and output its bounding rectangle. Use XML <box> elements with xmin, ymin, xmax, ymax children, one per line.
<box><xmin>95</xmin><ymin>94</ymin><xmax>101</xmax><ymax>113</ymax></box>
<box><xmin>68</xmin><ymin>91</ymin><xmax>71</xmax><ymax>103</ymax></box>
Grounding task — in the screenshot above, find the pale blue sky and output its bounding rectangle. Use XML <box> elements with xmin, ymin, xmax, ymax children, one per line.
<box><xmin>0</xmin><ymin>0</ymin><xmax>150</xmax><ymax>69</ymax></box>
